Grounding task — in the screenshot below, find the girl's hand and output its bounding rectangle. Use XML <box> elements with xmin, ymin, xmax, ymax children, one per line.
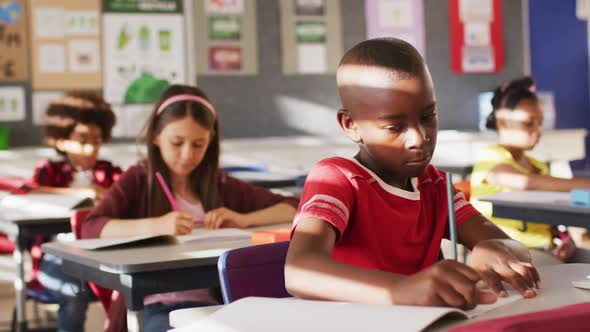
<box><xmin>469</xmin><ymin>239</ymin><xmax>540</xmax><ymax>298</ymax></box>
<box><xmin>392</xmin><ymin>260</ymin><xmax>497</xmax><ymax>310</ymax></box>
<box><xmin>158</xmin><ymin>211</ymin><xmax>194</xmax><ymax>235</ymax></box>
<box><xmin>552</xmin><ymin>236</ymin><xmax>577</xmax><ymax>261</ymax></box>
<box><xmin>204</xmin><ymin>207</ymin><xmax>249</xmax><ymax>229</ymax></box>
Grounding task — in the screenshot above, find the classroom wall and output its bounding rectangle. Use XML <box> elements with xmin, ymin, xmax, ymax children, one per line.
<box><xmin>529</xmin><ymin>0</ymin><xmax>590</xmax><ymax>169</ymax></box>
<box><xmin>3</xmin><ymin>0</ymin><xmax>526</xmax><ymax>147</ymax></box>
<box><xmin>204</xmin><ymin>0</ymin><xmax>527</xmax><ymax>138</ymax></box>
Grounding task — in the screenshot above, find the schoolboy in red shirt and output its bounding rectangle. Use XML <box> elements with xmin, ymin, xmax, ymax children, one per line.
<box><xmin>286</xmin><ymin>38</ymin><xmax>540</xmax><ymax>310</ymax></box>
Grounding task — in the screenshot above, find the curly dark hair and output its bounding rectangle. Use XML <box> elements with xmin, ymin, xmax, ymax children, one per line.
<box><xmin>43</xmin><ymin>91</ymin><xmax>116</xmax><ymax>149</ymax></box>
<box><xmin>486</xmin><ymin>77</ymin><xmax>538</xmax><ymax>130</ymax></box>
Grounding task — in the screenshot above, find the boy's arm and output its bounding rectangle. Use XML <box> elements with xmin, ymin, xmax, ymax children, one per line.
<box><xmin>285</xmin><ymin>218</ymin><xmax>496</xmax><ymax>309</ymax></box>
<box><xmin>286</xmin><ymin>218</ymin><xmax>403</xmax><ymax>304</ymax></box>
<box><xmin>457</xmin><ymin>213</ymin><xmax>510</xmax><ymax>250</ymax></box>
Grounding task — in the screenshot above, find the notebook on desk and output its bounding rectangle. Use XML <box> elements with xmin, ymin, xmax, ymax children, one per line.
<box><xmin>68</xmin><ymin>228</ymin><xmax>251</xmax><ymax>250</ymax></box>
<box><xmin>171</xmin><ymin>295</ymin><xmax>522</xmax><ymax>332</ymax></box>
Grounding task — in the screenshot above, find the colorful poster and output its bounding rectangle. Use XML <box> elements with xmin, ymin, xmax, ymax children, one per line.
<box><xmin>196</xmin><ymin>0</ymin><xmax>258</xmax><ymax>75</ymax></box>
<box><xmin>30</xmin><ymin>0</ymin><xmax>102</xmax><ymax>89</ymax></box>
<box><xmin>209</xmin><ymin>47</ymin><xmax>242</xmax><ymax>70</ymax></box>
<box><xmin>66</xmin><ymin>10</ymin><xmax>99</xmax><ymax>36</ymax></box>
<box><xmin>68</xmin><ymin>39</ymin><xmax>100</xmax><ymax>72</ymax></box>
<box><xmin>281</xmin><ymin>0</ymin><xmax>342</xmax><ymax>75</ymax></box>
<box><xmin>103</xmin><ymin>11</ymin><xmax>186</xmax><ymax>104</ymax></box>
<box><xmin>297</xmin><ymin>44</ymin><xmax>326</xmax><ymax>73</ymax></box>
<box><xmin>365</xmin><ymin>0</ymin><xmax>425</xmax><ymax>57</ymax></box>
<box><xmin>208</xmin><ymin>16</ymin><xmax>241</xmax><ymax>40</ymax></box>
<box><xmin>295</xmin><ymin>20</ymin><xmax>326</xmax><ymax>43</ymax></box>
<box><xmin>205</xmin><ymin>0</ymin><xmax>244</xmax><ymax>15</ymax></box>
<box><xmin>0</xmin><ymin>86</ymin><xmax>25</xmax><ymax>121</ymax></box>
<box><xmin>295</xmin><ymin>0</ymin><xmax>325</xmax><ymax>16</ymax></box>
<box><xmin>39</xmin><ymin>44</ymin><xmax>66</xmax><ymax>73</ymax></box>
<box><xmin>449</xmin><ymin>0</ymin><xmax>503</xmax><ymax>73</ymax></box>
<box><xmin>33</xmin><ymin>7</ymin><xmax>66</xmax><ymax>38</ymax></box>
<box><xmin>0</xmin><ymin>0</ymin><xmax>29</xmax><ymax>81</ymax></box>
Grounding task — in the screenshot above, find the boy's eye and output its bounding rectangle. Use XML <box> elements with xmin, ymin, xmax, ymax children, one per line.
<box><xmin>385</xmin><ymin>124</ymin><xmax>404</xmax><ymax>132</ymax></box>
<box><xmin>171</xmin><ymin>141</ymin><xmax>182</xmax><ymax>147</ymax></box>
<box><xmin>422</xmin><ymin>112</ymin><xmax>437</xmax><ymax>122</ymax></box>
<box><xmin>192</xmin><ymin>143</ymin><xmax>204</xmax><ymax>148</ymax></box>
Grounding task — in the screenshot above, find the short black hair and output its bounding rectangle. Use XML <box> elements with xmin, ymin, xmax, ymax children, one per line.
<box><xmin>338</xmin><ymin>37</ymin><xmax>425</xmax><ymax>81</ymax></box>
<box><xmin>486</xmin><ymin>77</ymin><xmax>538</xmax><ymax>130</ymax></box>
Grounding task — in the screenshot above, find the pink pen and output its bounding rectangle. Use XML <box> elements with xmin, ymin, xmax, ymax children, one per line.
<box><xmin>155</xmin><ymin>172</ymin><xmax>179</xmax><ymax>211</ymax></box>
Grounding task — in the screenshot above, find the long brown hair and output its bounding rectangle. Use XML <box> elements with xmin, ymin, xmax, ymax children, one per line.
<box><xmin>140</xmin><ymin>84</ymin><xmax>221</xmax><ymax>218</ymax></box>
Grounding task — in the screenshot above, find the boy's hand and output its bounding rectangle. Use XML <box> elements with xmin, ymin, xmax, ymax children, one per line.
<box><xmin>204</xmin><ymin>207</ymin><xmax>249</xmax><ymax>229</ymax></box>
<box><xmin>392</xmin><ymin>260</ymin><xmax>497</xmax><ymax>310</ymax></box>
<box><xmin>469</xmin><ymin>239</ymin><xmax>540</xmax><ymax>298</ymax></box>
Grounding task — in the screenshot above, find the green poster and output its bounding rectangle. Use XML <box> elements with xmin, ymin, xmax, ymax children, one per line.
<box><xmin>295</xmin><ymin>20</ymin><xmax>326</xmax><ymax>43</ymax></box>
<box><xmin>102</xmin><ymin>0</ymin><xmax>183</xmax><ymax>14</ymax></box>
<box><xmin>208</xmin><ymin>16</ymin><xmax>241</xmax><ymax>41</ymax></box>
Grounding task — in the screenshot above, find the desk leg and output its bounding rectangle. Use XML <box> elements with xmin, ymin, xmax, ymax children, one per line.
<box><xmin>13</xmin><ymin>233</ymin><xmax>27</xmax><ymax>332</ymax></box>
<box><xmin>127</xmin><ymin>309</ymin><xmax>142</xmax><ymax>332</ymax></box>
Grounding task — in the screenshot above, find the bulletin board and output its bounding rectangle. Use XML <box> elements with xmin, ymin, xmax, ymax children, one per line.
<box><xmin>0</xmin><ymin>0</ymin><xmax>29</xmax><ymax>81</ymax></box>
<box><xmin>194</xmin><ymin>0</ymin><xmax>259</xmax><ymax>76</ymax></box>
<box><xmin>364</xmin><ymin>0</ymin><xmax>426</xmax><ymax>58</ymax></box>
<box><xmin>449</xmin><ymin>0</ymin><xmax>504</xmax><ymax>73</ymax></box>
<box><xmin>280</xmin><ymin>0</ymin><xmax>343</xmax><ymax>75</ymax></box>
<box><xmin>29</xmin><ymin>0</ymin><xmax>102</xmax><ymax>89</ymax></box>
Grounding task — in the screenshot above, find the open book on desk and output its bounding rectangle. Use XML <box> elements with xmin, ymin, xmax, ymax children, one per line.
<box><xmin>68</xmin><ymin>228</ymin><xmax>251</xmax><ymax>250</ymax></box>
<box><xmin>172</xmin><ymin>295</ymin><xmax>523</xmax><ymax>332</ymax></box>
<box><xmin>0</xmin><ymin>193</ymin><xmax>93</xmax><ymax>220</ymax></box>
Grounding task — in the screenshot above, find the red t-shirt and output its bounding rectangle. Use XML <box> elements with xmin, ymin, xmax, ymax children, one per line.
<box><xmin>293</xmin><ymin>157</ymin><xmax>480</xmax><ymax>275</ymax></box>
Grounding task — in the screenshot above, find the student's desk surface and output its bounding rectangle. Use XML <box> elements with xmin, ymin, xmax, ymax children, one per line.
<box><xmin>168</xmin><ymin>264</ymin><xmax>590</xmax><ymax>332</ymax></box>
<box><xmin>42</xmin><ymin>223</ymin><xmax>291</xmax><ymax>331</ymax></box>
<box><xmin>479</xmin><ymin>191</ymin><xmax>590</xmax><ymax>228</ymax></box>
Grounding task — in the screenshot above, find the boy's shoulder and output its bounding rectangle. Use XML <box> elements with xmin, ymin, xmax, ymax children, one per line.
<box><xmin>313</xmin><ymin>157</ymin><xmax>371</xmax><ymax>180</ymax></box>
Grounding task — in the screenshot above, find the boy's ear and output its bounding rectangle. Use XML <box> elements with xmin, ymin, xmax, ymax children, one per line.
<box><xmin>153</xmin><ymin>135</ymin><xmax>160</xmax><ymax>147</ymax></box>
<box><xmin>337</xmin><ymin>109</ymin><xmax>362</xmax><ymax>143</ymax></box>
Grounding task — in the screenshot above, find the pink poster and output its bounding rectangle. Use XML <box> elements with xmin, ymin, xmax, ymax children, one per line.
<box><xmin>365</xmin><ymin>0</ymin><xmax>425</xmax><ymax>57</ymax></box>
<box><xmin>209</xmin><ymin>47</ymin><xmax>242</xmax><ymax>70</ymax></box>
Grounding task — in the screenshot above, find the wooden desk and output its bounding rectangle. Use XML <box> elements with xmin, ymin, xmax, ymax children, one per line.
<box><xmin>479</xmin><ymin>191</ymin><xmax>590</xmax><ymax>229</ymax></box>
<box><xmin>0</xmin><ymin>201</ymin><xmax>71</xmax><ymax>332</ymax></box>
<box><xmin>41</xmin><ymin>224</ymin><xmax>290</xmax><ymax>332</ymax></box>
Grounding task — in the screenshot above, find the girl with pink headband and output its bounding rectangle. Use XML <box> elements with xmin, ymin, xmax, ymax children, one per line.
<box><xmin>79</xmin><ymin>84</ymin><xmax>298</xmax><ymax>332</ymax></box>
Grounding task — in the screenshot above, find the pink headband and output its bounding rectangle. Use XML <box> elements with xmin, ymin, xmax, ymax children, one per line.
<box><xmin>156</xmin><ymin>94</ymin><xmax>217</xmax><ymax>120</ymax></box>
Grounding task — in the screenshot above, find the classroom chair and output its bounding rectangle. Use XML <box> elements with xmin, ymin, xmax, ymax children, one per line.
<box><xmin>217</xmin><ymin>241</ymin><xmax>291</xmax><ymax>304</ymax></box>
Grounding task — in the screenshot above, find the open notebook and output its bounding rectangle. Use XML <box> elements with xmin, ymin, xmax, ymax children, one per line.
<box><xmin>68</xmin><ymin>228</ymin><xmax>251</xmax><ymax>250</ymax></box>
<box><xmin>171</xmin><ymin>295</ymin><xmax>522</xmax><ymax>332</ymax></box>
<box><xmin>0</xmin><ymin>193</ymin><xmax>93</xmax><ymax>220</ymax></box>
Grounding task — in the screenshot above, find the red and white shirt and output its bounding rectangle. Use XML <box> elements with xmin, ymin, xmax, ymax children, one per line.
<box><xmin>293</xmin><ymin>157</ymin><xmax>480</xmax><ymax>275</ymax></box>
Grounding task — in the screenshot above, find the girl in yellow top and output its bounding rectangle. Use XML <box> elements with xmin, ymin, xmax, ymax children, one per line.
<box><xmin>471</xmin><ymin>77</ymin><xmax>590</xmax><ymax>264</ymax></box>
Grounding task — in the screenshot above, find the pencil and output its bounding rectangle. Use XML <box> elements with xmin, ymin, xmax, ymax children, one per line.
<box><xmin>445</xmin><ymin>172</ymin><xmax>458</xmax><ymax>261</ymax></box>
<box><xmin>155</xmin><ymin>171</ymin><xmax>179</xmax><ymax>211</ymax></box>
